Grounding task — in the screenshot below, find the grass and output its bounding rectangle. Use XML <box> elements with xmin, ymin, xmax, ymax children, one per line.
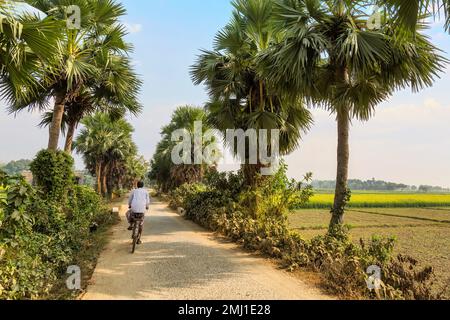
<box><xmin>302</xmin><ymin>192</ymin><xmax>450</xmax><ymax>209</ymax></box>
<box><xmin>289</xmin><ymin>207</ymin><xmax>450</xmax><ymax>294</ymax></box>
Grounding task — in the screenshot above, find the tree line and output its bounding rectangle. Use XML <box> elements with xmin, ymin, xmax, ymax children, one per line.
<box><xmin>312</xmin><ymin>179</ymin><xmax>450</xmax><ymax>193</ymax></box>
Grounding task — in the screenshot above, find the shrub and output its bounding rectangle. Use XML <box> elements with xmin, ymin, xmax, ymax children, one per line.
<box><xmin>0</xmin><ymin>168</ymin><xmax>113</xmax><ymax>299</ymax></box>
<box><xmin>204</xmin><ymin>170</ymin><xmax>245</xmax><ymax>201</ymax></box>
<box><xmin>238</xmin><ymin>163</ymin><xmax>313</xmax><ymax>220</ymax></box>
<box><xmin>0</xmin><ymin>235</ymin><xmax>56</xmax><ymax>300</ymax></box>
<box><xmin>30</xmin><ymin>150</ymin><xmax>74</xmax><ymax>201</ymax></box>
<box><xmin>382</xmin><ymin>255</ymin><xmax>448</xmax><ymax>300</ymax></box>
<box><xmin>168</xmin><ymin>183</ymin><xmax>207</xmax><ymax>210</ymax></box>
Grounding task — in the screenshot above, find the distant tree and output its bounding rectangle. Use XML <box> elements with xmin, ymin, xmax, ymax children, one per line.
<box><xmin>419</xmin><ymin>185</ymin><xmax>432</xmax><ymax>193</ymax></box>
<box><xmin>149</xmin><ymin>106</ymin><xmax>219</xmax><ymax>193</ymax></box>
<box><xmin>313</xmin><ymin>179</ymin><xmax>421</xmax><ymax>192</ymax></box>
<box><xmin>0</xmin><ymin>160</ymin><xmax>32</xmax><ymax>175</ymax></box>
<box><xmin>74</xmin><ymin>113</ymin><xmax>139</xmax><ymax>197</ymax></box>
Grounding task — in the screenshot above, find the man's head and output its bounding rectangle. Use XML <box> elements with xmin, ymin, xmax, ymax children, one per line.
<box><xmin>137</xmin><ymin>181</ymin><xmax>145</xmax><ymax>189</ymax></box>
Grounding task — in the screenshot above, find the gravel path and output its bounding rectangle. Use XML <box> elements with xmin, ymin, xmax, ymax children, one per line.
<box><xmin>82</xmin><ymin>199</ymin><xmax>332</xmax><ymax>300</ymax></box>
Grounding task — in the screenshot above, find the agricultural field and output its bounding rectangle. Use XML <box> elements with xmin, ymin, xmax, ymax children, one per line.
<box><xmin>302</xmin><ymin>192</ymin><xmax>450</xmax><ymax>209</ymax></box>
<box><xmin>289</xmin><ymin>207</ymin><xmax>450</xmax><ymax>293</ymax></box>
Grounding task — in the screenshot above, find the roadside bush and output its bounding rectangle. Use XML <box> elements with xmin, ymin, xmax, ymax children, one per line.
<box><xmin>204</xmin><ymin>170</ymin><xmax>245</xmax><ymax>201</ymax></box>
<box><xmin>0</xmin><ymin>235</ymin><xmax>56</xmax><ymax>300</ymax></box>
<box><xmin>238</xmin><ymin>163</ymin><xmax>313</xmax><ymax>220</ymax></box>
<box><xmin>0</xmin><ymin>167</ymin><xmax>113</xmax><ymax>299</ymax></box>
<box><xmin>184</xmin><ymin>189</ymin><xmax>234</xmax><ymax>229</ymax></box>
<box><xmin>30</xmin><ymin>150</ymin><xmax>74</xmax><ymax>201</ymax></box>
<box><xmin>168</xmin><ymin>183</ymin><xmax>207</xmax><ymax>210</ymax></box>
<box><xmin>382</xmin><ymin>255</ymin><xmax>448</xmax><ymax>300</ymax></box>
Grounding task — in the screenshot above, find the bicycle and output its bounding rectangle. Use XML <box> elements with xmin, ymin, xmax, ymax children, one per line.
<box><xmin>130</xmin><ymin>212</ymin><xmax>145</xmax><ymax>254</ymax></box>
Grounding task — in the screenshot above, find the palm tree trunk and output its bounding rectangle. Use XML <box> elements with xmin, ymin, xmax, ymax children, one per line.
<box><xmin>96</xmin><ymin>161</ymin><xmax>102</xmax><ymax>194</ymax></box>
<box><xmin>242</xmin><ymin>161</ymin><xmax>269</xmax><ymax>219</ymax></box>
<box><xmin>102</xmin><ymin>164</ymin><xmax>108</xmax><ymax>198</ymax></box>
<box><xmin>330</xmin><ymin>106</ymin><xmax>350</xmax><ymax>228</ymax></box>
<box><xmin>242</xmin><ymin>163</ymin><xmax>258</xmax><ymax>188</ymax></box>
<box><xmin>48</xmin><ymin>94</ymin><xmax>66</xmax><ymax>151</ymax></box>
<box><xmin>64</xmin><ymin>122</ymin><xmax>76</xmax><ymax>153</ymax></box>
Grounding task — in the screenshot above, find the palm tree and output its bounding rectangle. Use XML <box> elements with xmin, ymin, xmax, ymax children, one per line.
<box><xmin>191</xmin><ymin>0</ymin><xmax>313</xmax><ymax>187</ymax></box>
<box><xmin>74</xmin><ymin>113</ymin><xmax>137</xmax><ymax>196</ymax></box>
<box><xmin>0</xmin><ymin>0</ymin><xmax>61</xmax><ymax>105</ymax></box>
<box><xmin>14</xmin><ymin>0</ymin><xmax>131</xmax><ymax>151</ymax></box>
<box><xmin>149</xmin><ymin>106</ymin><xmax>219</xmax><ymax>193</ymax></box>
<box><xmin>39</xmin><ymin>55</ymin><xmax>142</xmax><ymax>153</ymax></box>
<box><xmin>123</xmin><ymin>156</ymin><xmax>149</xmax><ymax>189</ymax></box>
<box><xmin>379</xmin><ymin>0</ymin><xmax>449</xmax><ymax>33</ymax></box>
<box><xmin>260</xmin><ymin>0</ymin><xmax>446</xmax><ymax>229</ymax></box>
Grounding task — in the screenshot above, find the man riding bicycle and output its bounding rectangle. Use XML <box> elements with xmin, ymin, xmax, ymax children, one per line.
<box><xmin>127</xmin><ymin>181</ymin><xmax>150</xmax><ymax>245</ymax></box>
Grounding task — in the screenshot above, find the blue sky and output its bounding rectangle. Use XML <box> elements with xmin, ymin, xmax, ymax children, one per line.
<box><xmin>1</xmin><ymin>0</ymin><xmax>449</xmax><ymax>187</ymax></box>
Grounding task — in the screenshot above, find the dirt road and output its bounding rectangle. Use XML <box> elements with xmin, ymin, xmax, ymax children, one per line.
<box><xmin>83</xmin><ymin>199</ymin><xmax>332</xmax><ymax>300</ymax></box>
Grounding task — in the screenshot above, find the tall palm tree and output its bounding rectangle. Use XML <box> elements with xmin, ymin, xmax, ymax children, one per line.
<box><xmin>39</xmin><ymin>54</ymin><xmax>142</xmax><ymax>153</ymax></box>
<box><xmin>0</xmin><ymin>0</ymin><xmax>61</xmax><ymax>105</ymax></box>
<box><xmin>379</xmin><ymin>0</ymin><xmax>449</xmax><ymax>33</ymax></box>
<box><xmin>14</xmin><ymin>0</ymin><xmax>131</xmax><ymax>151</ymax></box>
<box><xmin>149</xmin><ymin>106</ymin><xmax>219</xmax><ymax>193</ymax></box>
<box><xmin>74</xmin><ymin>113</ymin><xmax>136</xmax><ymax>196</ymax></box>
<box><xmin>191</xmin><ymin>0</ymin><xmax>313</xmax><ymax>187</ymax></box>
<box><xmin>260</xmin><ymin>0</ymin><xmax>446</xmax><ymax>229</ymax></box>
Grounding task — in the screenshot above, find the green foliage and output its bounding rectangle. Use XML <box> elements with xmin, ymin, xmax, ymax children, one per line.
<box><xmin>149</xmin><ymin>106</ymin><xmax>219</xmax><ymax>193</ymax></box>
<box><xmin>0</xmin><ymin>234</ymin><xmax>57</xmax><ymax>300</ymax></box>
<box><xmin>184</xmin><ymin>189</ymin><xmax>235</xmax><ymax>230</ymax></box>
<box><xmin>74</xmin><ymin>113</ymin><xmax>144</xmax><ymax>197</ymax></box>
<box><xmin>0</xmin><ymin>173</ymin><xmax>35</xmax><ymax>235</ymax></box>
<box><xmin>204</xmin><ymin>170</ymin><xmax>245</xmax><ymax>201</ymax></box>
<box><xmin>0</xmin><ymin>168</ymin><xmax>112</xmax><ymax>300</ymax></box>
<box><xmin>168</xmin><ymin>183</ymin><xmax>207</xmax><ymax>210</ymax></box>
<box><xmin>239</xmin><ymin>163</ymin><xmax>313</xmax><ymax>219</ymax></box>
<box><xmin>30</xmin><ymin>150</ymin><xmax>74</xmax><ymax>201</ymax></box>
<box><xmin>0</xmin><ymin>159</ymin><xmax>32</xmax><ymax>175</ymax></box>
<box><xmin>0</xmin><ymin>0</ymin><xmax>61</xmax><ymax>106</ymax></box>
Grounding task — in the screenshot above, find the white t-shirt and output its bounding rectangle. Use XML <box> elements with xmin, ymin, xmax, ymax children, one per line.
<box><xmin>128</xmin><ymin>188</ymin><xmax>150</xmax><ymax>214</ymax></box>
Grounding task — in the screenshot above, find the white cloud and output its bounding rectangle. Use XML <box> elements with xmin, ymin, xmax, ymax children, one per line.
<box><xmin>131</xmin><ymin>60</ymin><xmax>143</xmax><ymax>67</ymax></box>
<box><xmin>124</xmin><ymin>23</ymin><xmax>143</xmax><ymax>34</ymax></box>
<box><xmin>433</xmin><ymin>32</ymin><xmax>446</xmax><ymax>40</ymax></box>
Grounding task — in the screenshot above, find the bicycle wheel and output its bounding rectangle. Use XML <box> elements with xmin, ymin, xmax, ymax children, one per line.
<box><xmin>131</xmin><ymin>223</ymin><xmax>138</xmax><ymax>254</ymax></box>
